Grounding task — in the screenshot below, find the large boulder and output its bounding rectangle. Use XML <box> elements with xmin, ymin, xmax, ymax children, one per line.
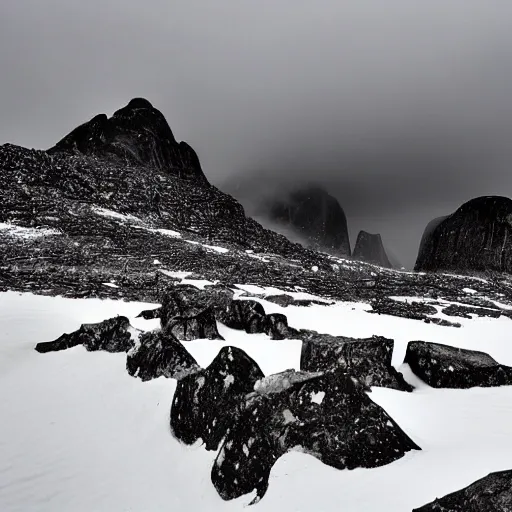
<box><xmin>268</xmin><ymin>186</ymin><xmax>351</xmax><ymax>257</ymax></box>
<box><xmin>35</xmin><ymin>316</ymin><xmax>134</xmax><ymax>353</ymax></box>
<box><xmin>413</xmin><ymin>470</ymin><xmax>512</xmax><ymax>511</ymax></box>
<box><xmin>404</xmin><ymin>341</ymin><xmax>512</xmax><ymax>388</ymax></box>
<box><xmin>352</xmin><ymin>231</ymin><xmax>392</xmax><ymax>268</ymax></box>
<box><xmin>166</xmin><ymin>306</ymin><xmax>224</xmax><ymax>341</ymax></box>
<box><xmin>171</xmin><ymin>346</ymin><xmax>264</xmax><ymax>450</ymax></box>
<box><xmin>300</xmin><ymin>333</ymin><xmax>413</xmax><ymax>391</ymax></box>
<box><xmin>49</xmin><ymin>98</ymin><xmax>207</xmax><ymax>183</ymax></box>
<box><xmin>415</xmin><ymin>196</ymin><xmax>512</xmax><ymax>273</ymax></box>
<box><xmin>211</xmin><ymin>369</ymin><xmax>420</xmax><ymax>503</ymax></box>
<box><xmin>126</xmin><ymin>330</ymin><xmax>199</xmax><ymax>381</ymax></box>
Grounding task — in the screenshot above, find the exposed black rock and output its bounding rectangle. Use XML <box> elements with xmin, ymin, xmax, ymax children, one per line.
<box><xmin>417</xmin><ymin>215</ymin><xmax>448</xmax><ymax>263</ymax></box>
<box><xmin>352</xmin><ymin>231</ymin><xmax>392</xmax><ymax>268</ymax></box>
<box><xmin>415</xmin><ymin>196</ymin><xmax>512</xmax><ymax>274</ymax></box>
<box><xmin>300</xmin><ymin>333</ymin><xmax>412</xmax><ymax>391</ymax></box>
<box><xmin>126</xmin><ymin>330</ymin><xmax>199</xmax><ymax>381</ymax></box>
<box><xmin>404</xmin><ymin>341</ymin><xmax>512</xmax><ymax>388</ymax></box>
<box><xmin>166</xmin><ymin>306</ymin><xmax>224</xmax><ymax>341</ymax></box>
<box><xmin>425</xmin><ymin>317</ymin><xmax>461</xmax><ymax>328</ymax></box>
<box><xmin>35</xmin><ymin>316</ymin><xmax>134</xmax><ymax>353</ymax></box>
<box><xmin>211</xmin><ymin>369</ymin><xmax>419</xmax><ymax>503</ymax></box>
<box><xmin>136</xmin><ymin>307</ymin><xmax>161</xmax><ymax>320</ymax></box>
<box><xmin>264</xmin><ymin>294</ymin><xmax>334</xmax><ymax>308</ymax></box>
<box><xmin>160</xmin><ymin>285</ymin><xmax>233</xmax><ymax>331</ymax></box>
<box><xmin>370</xmin><ymin>297</ymin><xmax>438</xmax><ymax>321</ymax></box>
<box><xmin>263</xmin><ymin>313</ymin><xmax>296</xmax><ymax>340</ymax></box>
<box><xmin>217</xmin><ymin>299</ymin><xmax>267</xmax><ymax>332</ymax></box>
<box><xmin>269</xmin><ymin>186</ymin><xmax>351</xmax><ymax>257</ymax></box>
<box><xmin>442</xmin><ymin>303</ymin><xmax>502</xmax><ymax>319</ymax></box>
<box><xmin>171</xmin><ymin>346</ymin><xmax>264</xmax><ymax>451</ymax></box>
<box><xmin>49</xmin><ymin>98</ymin><xmax>208</xmax><ymax>184</ymax></box>
<box><xmin>413</xmin><ymin>470</ymin><xmax>512</xmax><ymax>512</ymax></box>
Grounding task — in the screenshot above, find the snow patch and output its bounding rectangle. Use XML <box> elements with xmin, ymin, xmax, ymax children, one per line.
<box><xmin>310</xmin><ymin>391</ymin><xmax>325</xmax><ymax>405</ymax></box>
<box><xmin>0</xmin><ymin>222</ymin><xmax>60</xmax><ymax>239</ymax></box>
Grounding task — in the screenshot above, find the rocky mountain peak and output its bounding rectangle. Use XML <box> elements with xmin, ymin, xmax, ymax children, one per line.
<box><xmin>48</xmin><ymin>98</ymin><xmax>206</xmax><ymax>183</ymax></box>
<box><xmin>352</xmin><ymin>230</ymin><xmax>392</xmax><ymax>268</ymax></box>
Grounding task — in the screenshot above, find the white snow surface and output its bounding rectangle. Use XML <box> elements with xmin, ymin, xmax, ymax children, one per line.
<box><xmin>2</xmin><ymin>289</ymin><xmax>512</xmax><ymax>511</ymax></box>
<box><xmin>0</xmin><ymin>222</ymin><xmax>60</xmax><ymax>238</ymax></box>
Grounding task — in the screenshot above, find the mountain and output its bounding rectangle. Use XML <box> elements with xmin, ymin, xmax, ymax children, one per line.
<box><xmin>268</xmin><ymin>186</ymin><xmax>351</xmax><ymax>257</ymax></box>
<box><xmin>352</xmin><ymin>230</ymin><xmax>392</xmax><ymax>268</ymax></box>
<box><xmin>415</xmin><ymin>196</ymin><xmax>512</xmax><ymax>274</ymax></box>
<box><xmin>2</xmin><ymin>99</ymin><xmax>512</xmax><ymax>511</ymax></box>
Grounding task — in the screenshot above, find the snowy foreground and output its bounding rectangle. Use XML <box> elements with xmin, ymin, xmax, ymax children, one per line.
<box><xmin>1</xmin><ymin>290</ymin><xmax>512</xmax><ymax>511</ymax></box>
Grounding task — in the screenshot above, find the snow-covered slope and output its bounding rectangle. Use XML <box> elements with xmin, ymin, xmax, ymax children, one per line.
<box><xmin>2</xmin><ymin>289</ymin><xmax>512</xmax><ymax>512</ymax></box>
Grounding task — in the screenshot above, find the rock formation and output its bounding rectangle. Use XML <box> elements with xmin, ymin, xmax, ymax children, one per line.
<box><xmin>413</xmin><ymin>470</ymin><xmax>512</xmax><ymax>511</ymax></box>
<box><xmin>415</xmin><ymin>196</ymin><xmax>512</xmax><ymax>273</ymax></box>
<box><xmin>300</xmin><ymin>333</ymin><xmax>412</xmax><ymax>391</ymax></box>
<box><xmin>352</xmin><ymin>231</ymin><xmax>392</xmax><ymax>268</ymax></box>
<box><xmin>211</xmin><ymin>368</ymin><xmax>420</xmax><ymax>503</ymax></box>
<box><xmin>404</xmin><ymin>341</ymin><xmax>512</xmax><ymax>388</ymax></box>
<box><xmin>269</xmin><ymin>186</ymin><xmax>351</xmax><ymax>257</ymax></box>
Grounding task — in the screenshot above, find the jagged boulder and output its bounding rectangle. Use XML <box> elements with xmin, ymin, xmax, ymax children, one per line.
<box><xmin>49</xmin><ymin>98</ymin><xmax>207</xmax><ymax>183</ymax></box>
<box><xmin>212</xmin><ymin>369</ymin><xmax>420</xmax><ymax>503</ymax></box>
<box><xmin>300</xmin><ymin>333</ymin><xmax>412</xmax><ymax>391</ymax></box>
<box><xmin>136</xmin><ymin>307</ymin><xmax>161</xmax><ymax>320</ymax></box>
<box><xmin>413</xmin><ymin>470</ymin><xmax>512</xmax><ymax>511</ymax></box>
<box><xmin>269</xmin><ymin>186</ymin><xmax>351</xmax><ymax>257</ymax></box>
<box><xmin>217</xmin><ymin>299</ymin><xmax>267</xmax><ymax>332</ymax></box>
<box><xmin>35</xmin><ymin>316</ymin><xmax>134</xmax><ymax>353</ymax></box>
<box><xmin>415</xmin><ymin>196</ymin><xmax>512</xmax><ymax>273</ymax></box>
<box><xmin>352</xmin><ymin>231</ymin><xmax>392</xmax><ymax>268</ymax></box>
<box><xmin>126</xmin><ymin>330</ymin><xmax>199</xmax><ymax>381</ymax></box>
<box><xmin>171</xmin><ymin>346</ymin><xmax>264</xmax><ymax>450</ymax></box>
<box><xmin>404</xmin><ymin>341</ymin><xmax>512</xmax><ymax>388</ymax></box>
<box><xmin>166</xmin><ymin>306</ymin><xmax>224</xmax><ymax>341</ymax></box>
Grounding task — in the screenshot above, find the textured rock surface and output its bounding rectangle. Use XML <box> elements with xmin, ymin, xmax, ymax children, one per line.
<box><xmin>300</xmin><ymin>333</ymin><xmax>412</xmax><ymax>391</ymax></box>
<box><xmin>417</xmin><ymin>215</ymin><xmax>448</xmax><ymax>263</ymax></box>
<box><xmin>171</xmin><ymin>347</ymin><xmax>264</xmax><ymax>450</ymax></box>
<box><xmin>352</xmin><ymin>231</ymin><xmax>392</xmax><ymax>268</ymax></box>
<box><xmin>126</xmin><ymin>330</ymin><xmax>199</xmax><ymax>381</ymax></box>
<box><xmin>212</xmin><ymin>369</ymin><xmax>419</xmax><ymax>503</ymax></box>
<box><xmin>370</xmin><ymin>297</ymin><xmax>438</xmax><ymax>321</ymax></box>
<box><xmin>35</xmin><ymin>316</ymin><xmax>134</xmax><ymax>353</ymax></box>
<box><xmin>166</xmin><ymin>306</ymin><xmax>224</xmax><ymax>341</ymax></box>
<box><xmin>415</xmin><ymin>196</ymin><xmax>512</xmax><ymax>273</ymax></box>
<box><xmin>413</xmin><ymin>470</ymin><xmax>512</xmax><ymax>512</ymax></box>
<box><xmin>404</xmin><ymin>341</ymin><xmax>512</xmax><ymax>388</ymax></box>
<box><xmin>269</xmin><ymin>186</ymin><xmax>351</xmax><ymax>257</ymax></box>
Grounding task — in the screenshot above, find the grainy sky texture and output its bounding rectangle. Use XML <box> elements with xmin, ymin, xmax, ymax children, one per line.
<box><xmin>2</xmin><ymin>1</ymin><xmax>512</xmax><ymax>267</ymax></box>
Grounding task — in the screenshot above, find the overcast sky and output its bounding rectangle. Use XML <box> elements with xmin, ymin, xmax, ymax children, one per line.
<box><xmin>2</xmin><ymin>1</ymin><xmax>512</xmax><ymax>267</ymax></box>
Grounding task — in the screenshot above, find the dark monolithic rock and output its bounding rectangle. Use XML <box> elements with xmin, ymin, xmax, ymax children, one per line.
<box><xmin>413</xmin><ymin>470</ymin><xmax>512</xmax><ymax>512</ymax></box>
<box><xmin>404</xmin><ymin>340</ymin><xmax>512</xmax><ymax>388</ymax></box>
<box><xmin>171</xmin><ymin>346</ymin><xmax>264</xmax><ymax>451</ymax></box>
<box><xmin>269</xmin><ymin>186</ymin><xmax>351</xmax><ymax>257</ymax></box>
<box><xmin>442</xmin><ymin>303</ymin><xmax>502</xmax><ymax>319</ymax></box>
<box><xmin>415</xmin><ymin>196</ymin><xmax>512</xmax><ymax>273</ymax></box>
<box><xmin>300</xmin><ymin>333</ymin><xmax>413</xmax><ymax>391</ymax></box>
<box><xmin>211</xmin><ymin>369</ymin><xmax>419</xmax><ymax>503</ymax></box>
<box><xmin>126</xmin><ymin>330</ymin><xmax>199</xmax><ymax>381</ymax></box>
<box><xmin>416</xmin><ymin>215</ymin><xmax>448</xmax><ymax>263</ymax></box>
<box><xmin>352</xmin><ymin>231</ymin><xmax>392</xmax><ymax>268</ymax></box>
<box><xmin>137</xmin><ymin>307</ymin><xmax>161</xmax><ymax>320</ymax></box>
<box><xmin>166</xmin><ymin>306</ymin><xmax>224</xmax><ymax>341</ymax></box>
<box><xmin>217</xmin><ymin>299</ymin><xmax>267</xmax><ymax>332</ymax></box>
<box><xmin>49</xmin><ymin>98</ymin><xmax>208</xmax><ymax>184</ymax></box>
<box><xmin>35</xmin><ymin>316</ymin><xmax>134</xmax><ymax>353</ymax></box>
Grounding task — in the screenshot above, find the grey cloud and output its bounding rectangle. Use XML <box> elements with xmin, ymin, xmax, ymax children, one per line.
<box><xmin>2</xmin><ymin>1</ymin><xmax>512</xmax><ymax>267</ymax></box>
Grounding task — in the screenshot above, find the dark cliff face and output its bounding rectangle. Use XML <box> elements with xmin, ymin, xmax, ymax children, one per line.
<box><xmin>416</xmin><ymin>215</ymin><xmax>448</xmax><ymax>263</ymax></box>
<box><xmin>269</xmin><ymin>187</ymin><xmax>351</xmax><ymax>257</ymax></box>
<box><xmin>352</xmin><ymin>231</ymin><xmax>392</xmax><ymax>268</ymax></box>
<box><xmin>415</xmin><ymin>196</ymin><xmax>512</xmax><ymax>273</ymax></box>
<box><xmin>48</xmin><ymin>98</ymin><xmax>207</xmax><ymax>183</ymax></box>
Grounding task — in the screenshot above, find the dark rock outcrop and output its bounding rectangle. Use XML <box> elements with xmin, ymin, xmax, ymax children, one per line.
<box><xmin>404</xmin><ymin>341</ymin><xmax>512</xmax><ymax>388</ymax></box>
<box><xmin>264</xmin><ymin>294</ymin><xmax>334</xmax><ymax>308</ymax></box>
<box><xmin>417</xmin><ymin>215</ymin><xmax>448</xmax><ymax>263</ymax></box>
<box><xmin>352</xmin><ymin>231</ymin><xmax>392</xmax><ymax>268</ymax></box>
<box><xmin>217</xmin><ymin>299</ymin><xmax>267</xmax><ymax>332</ymax></box>
<box><xmin>269</xmin><ymin>186</ymin><xmax>351</xmax><ymax>257</ymax></box>
<box><xmin>415</xmin><ymin>196</ymin><xmax>512</xmax><ymax>273</ymax></box>
<box><xmin>370</xmin><ymin>297</ymin><xmax>438</xmax><ymax>321</ymax></box>
<box><xmin>171</xmin><ymin>347</ymin><xmax>264</xmax><ymax>450</ymax></box>
<box><xmin>442</xmin><ymin>303</ymin><xmax>502</xmax><ymax>319</ymax></box>
<box><xmin>49</xmin><ymin>98</ymin><xmax>207</xmax><ymax>184</ymax></box>
<box><xmin>166</xmin><ymin>306</ymin><xmax>224</xmax><ymax>341</ymax></box>
<box><xmin>35</xmin><ymin>316</ymin><xmax>134</xmax><ymax>353</ymax></box>
<box><xmin>212</xmin><ymin>369</ymin><xmax>419</xmax><ymax>503</ymax></box>
<box><xmin>137</xmin><ymin>307</ymin><xmax>161</xmax><ymax>320</ymax></box>
<box><xmin>126</xmin><ymin>330</ymin><xmax>199</xmax><ymax>381</ymax></box>
<box><xmin>300</xmin><ymin>333</ymin><xmax>412</xmax><ymax>391</ymax></box>
<box><xmin>413</xmin><ymin>470</ymin><xmax>512</xmax><ymax>512</ymax></box>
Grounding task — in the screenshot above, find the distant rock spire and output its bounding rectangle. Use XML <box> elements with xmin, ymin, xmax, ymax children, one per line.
<box><xmin>353</xmin><ymin>231</ymin><xmax>392</xmax><ymax>268</ymax></box>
